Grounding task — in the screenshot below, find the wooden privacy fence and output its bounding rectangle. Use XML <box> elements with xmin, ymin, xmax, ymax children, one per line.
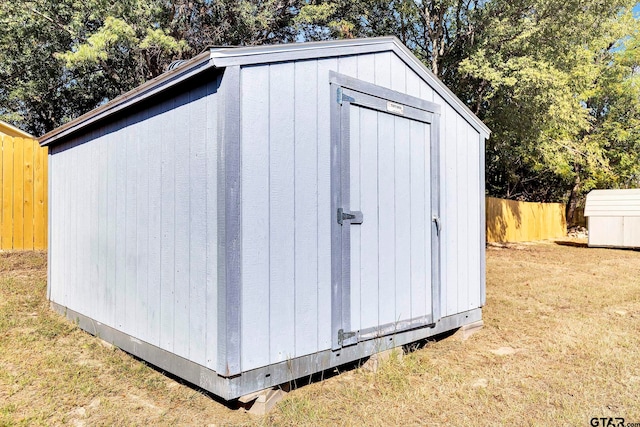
<box><xmin>0</xmin><ymin>135</ymin><xmax>48</xmax><ymax>250</ymax></box>
<box><xmin>486</xmin><ymin>197</ymin><xmax>566</xmax><ymax>243</ymax></box>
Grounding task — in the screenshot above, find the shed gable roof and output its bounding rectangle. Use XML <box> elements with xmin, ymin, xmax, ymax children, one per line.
<box><xmin>585</xmin><ymin>189</ymin><xmax>640</xmax><ymax>217</ymax></box>
<box><xmin>39</xmin><ymin>37</ymin><xmax>489</xmax><ymax>147</ymax></box>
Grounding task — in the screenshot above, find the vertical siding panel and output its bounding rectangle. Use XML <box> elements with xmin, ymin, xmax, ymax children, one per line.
<box><xmin>294</xmin><ymin>60</ymin><xmax>319</xmax><ymax>358</ymax></box>
<box><xmin>160</xmin><ymin>101</ymin><xmax>176</xmax><ymax>351</ymax></box>
<box><xmin>423</xmin><ymin>123</ymin><xmax>433</xmax><ymax>316</ymax></box>
<box><xmin>136</xmin><ymin>111</ymin><xmax>150</xmax><ymax>342</ymax></box>
<box><xmin>97</xmin><ymin>135</ymin><xmax>108</xmax><ymax>324</ymax></box>
<box><xmin>34</xmin><ymin>143</ymin><xmax>46</xmax><ymax>249</ymax></box>
<box><xmin>444</xmin><ymin>104</ymin><xmax>457</xmax><ymax>316</ymax></box>
<box><xmin>205</xmin><ymin>78</ymin><xmax>219</xmax><ymax>369</ymax></box>
<box><xmin>357</xmin><ymin>55</ymin><xmax>375</xmax><ymax>84</ymax></box>
<box><xmin>338</xmin><ymin>55</ymin><xmax>358</xmax><ymax>79</ymax></box>
<box><xmin>467</xmin><ymin>129</ymin><xmax>481</xmax><ymax>309</ymax></box>
<box><xmin>268</xmin><ymin>63</ymin><xmax>296</xmax><ymax>363</ymax></box>
<box><xmin>406</xmin><ymin>67</ymin><xmax>421</xmax><ymax>97</ymax></box>
<box><xmin>316</xmin><ymin>58</ymin><xmax>338</xmax><ymax>350</ymax></box>
<box><xmin>359</xmin><ymin>107</ymin><xmax>379</xmax><ymax>329</ymax></box>
<box><xmin>90</xmin><ymin>136</ymin><xmax>100</xmax><ymax>320</ymax></box>
<box><xmin>125</xmin><ymin>119</ymin><xmax>139</xmax><ymax>337</ymax></box>
<box><xmin>456</xmin><ymin>115</ymin><xmax>469</xmax><ymax>313</ymax></box>
<box><xmin>59</xmin><ymin>149</ymin><xmax>67</xmax><ymax>305</ymax></box>
<box><xmin>84</xmin><ymin>141</ymin><xmax>93</xmax><ymax>317</ymax></box>
<box><xmin>51</xmin><ymin>151</ymin><xmax>58</xmax><ymax>303</ymax></box>
<box><xmin>189</xmin><ymin>86</ymin><xmax>208</xmax><ymax>365</ymax></box>
<box><xmin>106</xmin><ymin>124</ymin><xmax>118</xmax><ymax>327</ymax></box>
<box><xmin>64</xmin><ymin>148</ymin><xmax>73</xmax><ymax>309</ymax></box>
<box><xmin>78</xmin><ymin>142</ymin><xmax>87</xmax><ymax>316</ymax></box>
<box><xmin>373</xmin><ymin>52</ymin><xmax>392</xmax><ymax>88</ymax></box>
<box><xmin>390</xmin><ymin>53</ymin><xmax>407</xmax><ymax>93</ymax></box>
<box><xmin>173</xmin><ymin>94</ymin><xmax>191</xmax><ymax>359</ymax></box>
<box><xmin>72</xmin><ymin>144</ymin><xmax>82</xmax><ymax>312</ymax></box>
<box><xmin>114</xmin><ymin>123</ymin><xmax>127</xmax><ymax>331</ymax></box>
<box><xmin>434</xmin><ymin>94</ymin><xmax>446</xmax><ymax>315</ymax></box>
<box><xmin>12</xmin><ymin>137</ymin><xmax>24</xmax><ymax>249</ymax></box>
<box><xmin>47</xmin><ymin>153</ymin><xmax>57</xmax><ymax>302</ymax></box>
<box><xmin>377</xmin><ymin>112</ymin><xmax>396</xmax><ymax>326</ymax></box>
<box><xmin>1</xmin><ymin>137</ymin><xmax>12</xmax><ymax>249</ymax></box>
<box><xmin>394</xmin><ymin>116</ymin><xmax>411</xmax><ymax>320</ymax></box>
<box><xmin>70</xmin><ymin>146</ymin><xmax>79</xmax><ymax>312</ymax></box>
<box><xmin>241</xmin><ymin>65</ymin><xmax>271</xmax><ymax>370</ymax></box>
<box><xmin>410</xmin><ymin>121</ymin><xmax>427</xmax><ymax>319</ymax></box>
<box><xmin>419</xmin><ymin>80</ymin><xmax>434</xmax><ymax>102</ymax></box>
<box><xmin>62</xmin><ymin>149</ymin><xmax>71</xmax><ymax>306</ymax></box>
<box><xmin>349</xmin><ymin>104</ymin><xmax>362</xmax><ymax>334</ymax></box>
<box><xmin>147</xmin><ymin>105</ymin><xmax>163</xmax><ymax>346</ymax></box>
<box><xmin>23</xmin><ymin>139</ymin><xmax>34</xmax><ymax>249</ymax></box>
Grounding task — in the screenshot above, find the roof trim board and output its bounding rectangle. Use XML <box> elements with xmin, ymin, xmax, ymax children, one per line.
<box><xmin>39</xmin><ymin>37</ymin><xmax>490</xmax><ymax>147</ymax></box>
<box><xmin>39</xmin><ymin>51</ymin><xmax>213</xmax><ymax>146</ymax></box>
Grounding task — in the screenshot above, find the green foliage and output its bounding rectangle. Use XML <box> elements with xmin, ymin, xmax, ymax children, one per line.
<box><xmin>0</xmin><ymin>0</ymin><xmax>300</xmax><ymax>135</ymax></box>
<box><xmin>1</xmin><ymin>0</ymin><xmax>639</xmax><ymax>209</ymax></box>
<box><xmin>457</xmin><ymin>0</ymin><xmax>640</xmax><ymax>202</ymax></box>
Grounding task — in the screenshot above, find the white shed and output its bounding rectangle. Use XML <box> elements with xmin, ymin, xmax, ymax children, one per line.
<box><xmin>585</xmin><ymin>189</ymin><xmax>640</xmax><ymax>248</ymax></box>
<box><xmin>39</xmin><ymin>37</ymin><xmax>490</xmax><ymax>400</ymax></box>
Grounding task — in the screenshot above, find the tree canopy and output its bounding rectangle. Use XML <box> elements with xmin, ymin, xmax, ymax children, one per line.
<box><xmin>1</xmin><ymin>0</ymin><xmax>639</xmax><ymax>217</ymax></box>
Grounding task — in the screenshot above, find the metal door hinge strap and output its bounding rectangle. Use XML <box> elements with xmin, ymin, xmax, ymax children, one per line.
<box><xmin>337</xmin><ymin>208</ymin><xmax>363</xmax><ymax>225</ymax></box>
<box><xmin>337</xmin><ymin>87</ymin><xmax>355</xmax><ymax>105</ymax></box>
<box><xmin>338</xmin><ymin>329</ymin><xmax>356</xmax><ymax>346</ymax></box>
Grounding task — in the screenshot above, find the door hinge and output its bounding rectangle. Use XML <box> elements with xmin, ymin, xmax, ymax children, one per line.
<box><xmin>337</xmin><ymin>208</ymin><xmax>363</xmax><ymax>225</ymax></box>
<box><xmin>338</xmin><ymin>329</ymin><xmax>356</xmax><ymax>346</ymax></box>
<box><xmin>336</xmin><ymin>87</ymin><xmax>355</xmax><ymax>105</ymax></box>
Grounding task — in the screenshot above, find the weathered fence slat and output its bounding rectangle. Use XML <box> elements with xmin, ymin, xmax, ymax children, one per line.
<box><xmin>486</xmin><ymin>197</ymin><xmax>566</xmax><ymax>243</ymax></box>
<box><xmin>34</xmin><ymin>142</ymin><xmax>47</xmax><ymax>249</ymax></box>
<box><xmin>0</xmin><ymin>135</ymin><xmax>48</xmax><ymax>250</ymax></box>
<box><xmin>2</xmin><ymin>136</ymin><xmax>14</xmax><ymax>249</ymax></box>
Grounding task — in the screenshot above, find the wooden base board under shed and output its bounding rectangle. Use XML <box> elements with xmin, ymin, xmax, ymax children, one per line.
<box><xmin>51</xmin><ymin>301</ymin><xmax>482</xmax><ymax>401</ymax></box>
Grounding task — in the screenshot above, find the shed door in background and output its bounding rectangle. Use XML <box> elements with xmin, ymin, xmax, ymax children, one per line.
<box><xmin>331</xmin><ymin>75</ymin><xmax>441</xmax><ymax>349</ymax></box>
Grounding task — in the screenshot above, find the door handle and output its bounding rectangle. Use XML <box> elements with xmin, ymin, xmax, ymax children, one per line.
<box><xmin>432</xmin><ymin>215</ymin><xmax>441</xmax><ymax>236</ymax></box>
<box><xmin>338</xmin><ymin>208</ymin><xmax>363</xmax><ymax>225</ymax></box>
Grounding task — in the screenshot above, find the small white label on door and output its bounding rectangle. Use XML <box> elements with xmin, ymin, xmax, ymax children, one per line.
<box><xmin>386</xmin><ymin>101</ymin><xmax>404</xmax><ymax>115</ymax></box>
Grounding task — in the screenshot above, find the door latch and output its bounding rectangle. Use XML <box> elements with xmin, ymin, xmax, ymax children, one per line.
<box><xmin>337</xmin><ymin>208</ymin><xmax>363</xmax><ymax>225</ymax></box>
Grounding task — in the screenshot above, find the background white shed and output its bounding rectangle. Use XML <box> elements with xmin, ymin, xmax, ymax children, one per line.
<box><xmin>39</xmin><ymin>37</ymin><xmax>490</xmax><ymax>400</ymax></box>
<box><xmin>585</xmin><ymin>189</ymin><xmax>640</xmax><ymax>248</ymax></box>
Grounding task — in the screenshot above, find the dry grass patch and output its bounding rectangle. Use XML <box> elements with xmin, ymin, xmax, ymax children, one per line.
<box><xmin>1</xmin><ymin>242</ymin><xmax>640</xmax><ymax>425</ymax></box>
<box><xmin>0</xmin><ymin>251</ymin><xmax>253</xmax><ymax>426</ymax></box>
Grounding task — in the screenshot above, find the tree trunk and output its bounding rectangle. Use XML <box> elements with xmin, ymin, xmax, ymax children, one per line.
<box><xmin>566</xmin><ymin>173</ymin><xmax>581</xmax><ymax>227</ymax></box>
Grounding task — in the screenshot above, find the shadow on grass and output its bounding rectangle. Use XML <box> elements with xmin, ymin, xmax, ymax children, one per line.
<box><xmin>554</xmin><ymin>240</ymin><xmax>589</xmax><ymax>248</ymax></box>
<box><xmin>554</xmin><ymin>240</ymin><xmax>640</xmax><ymax>252</ymax></box>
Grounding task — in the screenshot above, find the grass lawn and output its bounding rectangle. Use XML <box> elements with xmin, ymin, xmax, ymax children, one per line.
<box><xmin>1</xmin><ymin>241</ymin><xmax>640</xmax><ymax>425</ymax></box>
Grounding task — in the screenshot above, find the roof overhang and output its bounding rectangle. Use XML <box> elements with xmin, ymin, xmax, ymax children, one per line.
<box><xmin>39</xmin><ymin>37</ymin><xmax>490</xmax><ymax>147</ymax></box>
<box><xmin>584</xmin><ymin>188</ymin><xmax>640</xmax><ymax>217</ymax></box>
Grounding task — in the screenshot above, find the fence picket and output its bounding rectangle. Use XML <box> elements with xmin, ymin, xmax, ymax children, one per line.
<box><xmin>0</xmin><ymin>135</ymin><xmax>48</xmax><ymax>250</ymax></box>
<box><xmin>486</xmin><ymin>197</ymin><xmax>566</xmax><ymax>243</ymax></box>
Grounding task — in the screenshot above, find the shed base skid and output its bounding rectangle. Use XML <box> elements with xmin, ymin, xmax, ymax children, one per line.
<box><xmin>51</xmin><ymin>302</ymin><xmax>481</xmax><ymax>401</ymax></box>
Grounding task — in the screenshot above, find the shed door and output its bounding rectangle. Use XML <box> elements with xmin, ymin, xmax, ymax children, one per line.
<box><xmin>331</xmin><ymin>75</ymin><xmax>441</xmax><ymax>349</ymax></box>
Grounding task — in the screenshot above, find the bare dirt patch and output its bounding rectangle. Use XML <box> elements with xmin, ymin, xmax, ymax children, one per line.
<box><xmin>1</xmin><ymin>243</ymin><xmax>640</xmax><ymax>425</ymax></box>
